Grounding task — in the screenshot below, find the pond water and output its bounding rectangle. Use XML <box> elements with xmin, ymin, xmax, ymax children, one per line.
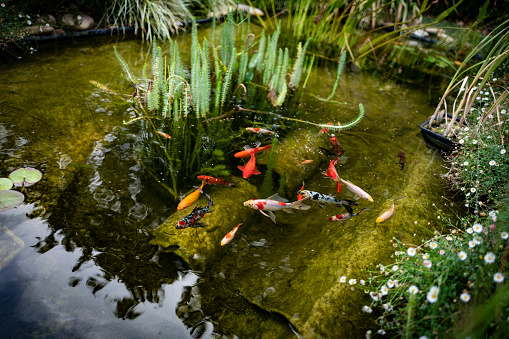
<box><xmin>0</xmin><ymin>27</ymin><xmax>459</xmax><ymax>338</ymax></box>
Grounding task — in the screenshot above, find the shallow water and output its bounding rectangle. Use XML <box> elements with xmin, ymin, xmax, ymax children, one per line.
<box><xmin>0</xmin><ymin>29</ymin><xmax>458</xmax><ymax>338</ymax></box>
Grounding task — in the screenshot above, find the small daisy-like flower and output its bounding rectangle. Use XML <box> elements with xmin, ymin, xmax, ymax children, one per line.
<box><xmin>489</xmin><ymin>160</ymin><xmax>496</xmax><ymax>166</ymax></box>
<box><xmin>340</xmin><ymin>276</ymin><xmax>347</xmax><ymax>283</ymax></box>
<box><xmin>464</xmin><ymin>127</ymin><xmax>470</xmax><ymax>131</ymax></box>
<box><xmin>349</xmin><ymin>279</ymin><xmax>357</xmax><ymax>285</ymax></box>
<box><xmin>1</xmin><ymin>3</ymin><xmax>5</xmax><ymax>7</ymax></box>
<box><xmin>502</xmin><ymin>109</ymin><xmax>507</xmax><ymax>114</ymax></box>
<box><xmin>460</xmin><ymin>292</ymin><xmax>471</xmax><ymax>303</ymax></box>
<box><xmin>501</xmin><ymin>149</ymin><xmax>506</xmax><ymax>154</ymax></box>
<box><xmin>488</xmin><ymin>114</ymin><xmax>493</xmax><ymax>118</ymax></box>
<box><xmin>427</xmin><ymin>286</ymin><xmax>439</xmax><ymax>303</ymax></box>
<box><xmin>381</xmin><ymin>285</ymin><xmax>389</xmax><ymax>295</ymax></box>
<box><xmin>422</xmin><ymin>253</ymin><xmax>429</xmax><ymax>259</ymax></box>
<box><xmin>439</xmin><ymin>249</ymin><xmax>445</xmax><ymax>255</ymax></box>
<box><xmin>488</xmin><ymin>135</ymin><xmax>492</xmax><ymax>139</ymax></box>
<box><xmin>378</xmin><ymin>329</ymin><xmax>386</xmax><ymax>335</ymax></box>
<box><xmin>387</xmin><ymin>280</ymin><xmax>395</xmax><ymax>288</ymax></box>
<box><xmin>392</xmin><ymin>265</ymin><xmax>399</xmax><ymax>272</ymax></box>
<box><xmin>77</xmin><ymin>15</ymin><xmax>82</xmax><ymax>20</ymax></box>
<box><xmin>19</xmin><ymin>13</ymin><xmax>23</xmax><ymax>18</ymax></box>
<box><xmin>461</xmin><ymin>187</ymin><xmax>465</xmax><ymax>191</ymax></box>
<box><xmin>463</xmin><ymin>161</ymin><xmax>469</xmax><ymax>166</ymax></box>
<box><xmin>489</xmin><ymin>210</ymin><xmax>496</xmax><ymax>217</ymax></box>
<box><xmin>369</xmin><ymin>292</ymin><xmax>378</xmax><ymax>301</ymax></box>
<box><xmin>484</xmin><ymin>252</ymin><xmax>496</xmax><ymax>264</ymax></box>
<box><xmin>430</xmin><ymin>242</ymin><xmax>438</xmax><ymax>250</ymax></box>
<box><xmin>473</xmin><ymin>223</ymin><xmax>483</xmax><ymax>233</ymax></box>
<box><xmin>472</xmin><ymin>139</ymin><xmax>478</xmax><ymax>144</ymax></box>
<box><xmin>407</xmin><ymin>247</ymin><xmax>416</xmax><ymax>256</ymax></box>
<box><xmin>27</xmin><ymin>20</ymin><xmax>31</xmax><ymax>25</ymax></box>
<box><xmin>446</xmin><ymin>235</ymin><xmax>452</xmax><ymax>241</ymax></box>
<box><xmin>473</xmin><ymin>237</ymin><xmax>482</xmax><ymax>245</ymax></box>
<box><xmin>408</xmin><ymin>285</ymin><xmax>419</xmax><ymax>294</ymax></box>
<box><xmin>360</xmin><ymin>280</ymin><xmax>365</xmax><ymax>285</ymax></box>
<box><xmin>45</xmin><ymin>23</ymin><xmax>50</xmax><ymax>27</ymax></box>
<box><xmin>467</xmin><ymin>228</ymin><xmax>473</xmax><ymax>234</ymax></box>
<box><xmin>458</xmin><ymin>251</ymin><xmax>467</xmax><ymax>260</ymax></box>
<box><xmin>423</xmin><ymin>260</ymin><xmax>432</xmax><ymax>268</ymax></box>
<box><xmin>494</xmin><ymin>272</ymin><xmax>505</xmax><ymax>283</ymax></box>
<box><xmin>471</xmin><ymin>188</ymin><xmax>476</xmax><ymax>193</ymax></box>
<box><xmin>469</xmin><ymin>240</ymin><xmax>476</xmax><ymax>248</ymax></box>
<box><xmin>501</xmin><ymin>232</ymin><xmax>509</xmax><ymax>240</ymax></box>
<box><xmin>459</xmin><ymin>139</ymin><xmax>465</xmax><ymax>144</ymax></box>
<box><xmin>362</xmin><ymin>305</ymin><xmax>373</xmax><ymax>313</ymax></box>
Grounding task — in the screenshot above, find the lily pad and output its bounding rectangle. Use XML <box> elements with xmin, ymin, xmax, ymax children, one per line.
<box><xmin>0</xmin><ymin>190</ymin><xmax>25</xmax><ymax>212</ymax></box>
<box><xmin>9</xmin><ymin>168</ymin><xmax>42</xmax><ymax>187</ymax></box>
<box><xmin>0</xmin><ymin>178</ymin><xmax>13</xmax><ymax>190</ymax></box>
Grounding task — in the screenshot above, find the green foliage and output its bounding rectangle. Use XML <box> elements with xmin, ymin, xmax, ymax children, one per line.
<box><xmin>290</xmin><ymin>38</ymin><xmax>311</xmax><ymax>88</ymax></box>
<box><xmin>326</xmin><ymin>51</ymin><xmax>346</xmax><ymax>101</ymax></box>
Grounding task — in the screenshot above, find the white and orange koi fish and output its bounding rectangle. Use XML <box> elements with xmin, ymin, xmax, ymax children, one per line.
<box><xmin>246</xmin><ymin>127</ymin><xmax>274</xmax><ymax>135</ymax></box>
<box><xmin>376</xmin><ymin>202</ymin><xmax>395</xmax><ymax>223</ymax></box>
<box><xmin>221</xmin><ymin>223</ymin><xmax>242</xmax><ymax>246</ymax></box>
<box><xmin>338</xmin><ymin>177</ymin><xmax>373</xmax><ymax>202</ymax></box>
<box><xmin>329</xmin><ymin>208</ymin><xmax>369</xmax><ymax>221</ymax></box>
<box><xmin>243</xmin><ymin>193</ymin><xmax>310</xmax><ymax>224</ymax></box>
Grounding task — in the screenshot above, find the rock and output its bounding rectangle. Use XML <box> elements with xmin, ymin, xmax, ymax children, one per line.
<box><xmin>61</xmin><ymin>14</ymin><xmax>94</xmax><ymax>31</ymax></box>
<box><xmin>425</xmin><ymin>27</ymin><xmax>445</xmax><ymax>35</ymax></box>
<box><xmin>20</xmin><ymin>25</ymin><xmax>55</xmax><ymax>36</ymax></box>
<box><xmin>412</xmin><ymin>29</ymin><xmax>429</xmax><ymax>38</ymax></box>
<box><xmin>36</xmin><ymin>14</ymin><xmax>56</xmax><ymax>25</ymax></box>
<box><xmin>437</xmin><ymin>32</ymin><xmax>455</xmax><ymax>44</ymax></box>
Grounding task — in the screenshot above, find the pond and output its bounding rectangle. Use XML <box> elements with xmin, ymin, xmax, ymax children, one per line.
<box><xmin>0</xmin><ymin>27</ymin><xmax>458</xmax><ymax>338</ymax></box>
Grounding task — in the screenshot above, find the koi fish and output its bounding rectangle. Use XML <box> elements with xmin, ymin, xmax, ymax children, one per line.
<box><xmin>376</xmin><ymin>202</ymin><xmax>395</xmax><ymax>223</ymax></box>
<box><xmin>397</xmin><ymin>151</ymin><xmax>407</xmax><ymax>170</ymax></box>
<box><xmin>243</xmin><ymin>193</ymin><xmax>311</xmax><ymax>224</ymax></box>
<box><xmin>234</xmin><ymin>142</ymin><xmax>272</xmax><ymax>158</ymax></box>
<box><xmin>322</xmin><ymin>157</ymin><xmax>342</xmax><ymax>194</ymax></box>
<box><xmin>330</xmin><ymin>134</ymin><xmax>344</xmax><ymax>157</ymax></box>
<box><xmin>176</xmin><ymin>188</ymin><xmax>214</xmax><ymax>229</ymax></box>
<box><xmin>297</xmin><ymin>182</ymin><xmax>305</xmax><ymax>200</ymax></box>
<box><xmin>320</xmin><ymin>122</ymin><xmax>333</xmax><ymax>133</ymax></box>
<box><xmin>221</xmin><ymin>223</ymin><xmax>242</xmax><ymax>246</ymax></box>
<box><xmin>197</xmin><ymin>175</ymin><xmax>236</xmax><ymax>187</ymax></box>
<box><xmin>301</xmin><ymin>160</ymin><xmax>313</xmax><ymax>164</ymax></box>
<box><xmin>329</xmin><ymin>207</ymin><xmax>368</xmax><ymax>221</ymax></box>
<box><xmin>246</xmin><ymin>127</ymin><xmax>274</xmax><ymax>135</ymax></box>
<box><xmin>156</xmin><ymin>131</ymin><xmax>171</xmax><ymax>139</ymax></box>
<box><xmin>338</xmin><ymin>177</ymin><xmax>373</xmax><ymax>202</ymax></box>
<box><xmin>237</xmin><ymin>146</ymin><xmax>261</xmax><ymax>179</ymax></box>
<box><xmin>177</xmin><ymin>181</ymin><xmax>206</xmax><ymax>211</ymax></box>
<box><xmin>297</xmin><ymin>189</ymin><xmax>358</xmax><ymax>214</ymax></box>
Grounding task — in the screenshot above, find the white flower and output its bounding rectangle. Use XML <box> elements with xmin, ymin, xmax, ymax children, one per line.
<box><xmin>408</xmin><ymin>285</ymin><xmax>419</xmax><ymax>294</ymax></box>
<box><xmin>360</xmin><ymin>280</ymin><xmax>365</xmax><ymax>285</ymax></box>
<box><xmin>484</xmin><ymin>252</ymin><xmax>496</xmax><ymax>264</ymax></box>
<box><xmin>407</xmin><ymin>247</ymin><xmax>416</xmax><ymax>256</ymax></box>
<box><xmin>27</xmin><ymin>20</ymin><xmax>31</xmax><ymax>25</ymax></box>
<box><xmin>489</xmin><ymin>160</ymin><xmax>496</xmax><ymax>166</ymax></box>
<box><xmin>369</xmin><ymin>292</ymin><xmax>378</xmax><ymax>301</ymax></box>
<box><xmin>419</xmin><ymin>336</ymin><xmax>429</xmax><ymax>339</ymax></box>
<box><xmin>501</xmin><ymin>149</ymin><xmax>506</xmax><ymax>154</ymax></box>
<box><xmin>461</xmin><ymin>187</ymin><xmax>465</xmax><ymax>191</ymax></box>
<box><xmin>422</xmin><ymin>253</ymin><xmax>429</xmax><ymax>259</ymax></box>
<box><xmin>464</xmin><ymin>127</ymin><xmax>470</xmax><ymax>131</ymax></box>
<box><xmin>381</xmin><ymin>285</ymin><xmax>389</xmax><ymax>295</ymax></box>
<box><xmin>426</xmin><ymin>286</ymin><xmax>439</xmax><ymax>303</ymax></box>
<box><xmin>469</xmin><ymin>240</ymin><xmax>476</xmax><ymax>248</ymax></box>
<box><xmin>460</xmin><ymin>292</ymin><xmax>471</xmax><ymax>303</ymax></box>
<box><xmin>473</xmin><ymin>223</ymin><xmax>483</xmax><ymax>233</ymax></box>
<box><xmin>340</xmin><ymin>276</ymin><xmax>347</xmax><ymax>283</ymax></box>
<box><xmin>463</xmin><ymin>161</ymin><xmax>469</xmax><ymax>166</ymax></box>
<box><xmin>446</xmin><ymin>236</ymin><xmax>452</xmax><ymax>241</ymax></box>
<box><xmin>430</xmin><ymin>242</ymin><xmax>438</xmax><ymax>250</ymax></box>
<box><xmin>489</xmin><ymin>210</ymin><xmax>497</xmax><ymax>217</ymax></box>
<box><xmin>471</xmin><ymin>188</ymin><xmax>476</xmax><ymax>193</ymax></box>
<box><xmin>392</xmin><ymin>265</ymin><xmax>399</xmax><ymax>272</ymax></box>
<box><xmin>488</xmin><ymin>135</ymin><xmax>492</xmax><ymax>139</ymax></box>
<box><xmin>459</xmin><ymin>139</ymin><xmax>465</xmax><ymax>144</ymax></box>
<box><xmin>387</xmin><ymin>280</ymin><xmax>395</xmax><ymax>288</ymax></box>
<box><xmin>494</xmin><ymin>272</ymin><xmax>505</xmax><ymax>283</ymax></box>
<box><xmin>378</xmin><ymin>329</ymin><xmax>386</xmax><ymax>335</ymax></box>
<box><xmin>458</xmin><ymin>251</ymin><xmax>468</xmax><ymax>261</ymax></box>
<box><xmin>1</xmin><ymin>3</ymin><xmax>5</xmax><ymax>7</ymax></box>
<box><xmin>362</xmin><ymin>305</ymin><xmax>373</xmax><ymax>313</ymax></box>
<box><xmin>502</xmin><ymin>110</ymin><xmax>507</xmax><ymax>114</ymax></box>
<box><xmin>77</xmin><ymin>15</ymin><xmax>82</xmax><ymax>20</ymax></box>
<box><xmin>473</xmin><ymin>237</ymin><xmax>482</xmax><ymax>245</ymax></box>
<box><xmin>423</xmin><ymin>260</ymin><xmax>432</xmax><ymax>268</ymax></box>
<box><xmin>488</xmin><ymin>114</ymin><xmax>493</xmax><ymax>118</ymax></box>
<box><xmin>349</xmin><ymin>279</ymin><xmax>357</xmax><ymax>285</ymax></box>
<box><xmin>466</xmin><ymin>228</ymin><xmax>473</xmax><ymax>234</ymax></box>
<box><xmin>472</xmin><ymin>139</ymin><xmax>478</xmax><ymax>144</ymax></box>
<box><xmin>501</xmin><ymin>232</ymin><xmax>509</xmax><ymax>240</ymax></box>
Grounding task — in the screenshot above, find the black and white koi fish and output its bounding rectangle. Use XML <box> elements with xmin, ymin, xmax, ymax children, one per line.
<box><xmin>297</xmin><ymin>189</ymin><xmax>358</xmax><ymax>214</ymax></box>
<box><xmin>329</xmin><ymin>208</ymin><xmax>369</xmax><ymax>221</ymax></box>
<box><xmin>176</xmin><ymin>188</ymin><xmax>214</xmax><ymax>229</ymax></box>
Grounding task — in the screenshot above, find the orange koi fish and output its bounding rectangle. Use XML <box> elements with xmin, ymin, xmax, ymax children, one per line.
<box><xmin>177</xmin><ymin>181</ymin><xmax>206</xmax><ymax>211</ymax></box>
<box><xmin>322</xmin><ymin>157</ymin><xmax>342</xmax><ymax>194</ymax></box>
<box><xmin>197</xmin><ymin>175</ymin><xmax>236</xmax><ymax>187</ymax></box>
<box><xmin>234</xmin><ymin>142</ymin><xmax>272</xmax><ymax>158</ymax></box>
<box><xmin>237</xmin><ymin>146</ymin><xmax>261</xmax><ymax>179</ymax></box>
<box><xmin>243</xmin><ymin>193</ymin><xmax>310</xmax><ymax>224</ymax></box>
<box><xmin>376</xmin><ymin>202</ymin><xmax>395</xmax><ymax>223</ymax></box>
<box><xmin>301</xmin><ymin>160</ymin><xmax>313</xmax><ymax>164</ymax></box>
<box><xmin>320</xmin><ymin>122</ymin><xmax>333</xmax><ymax>133</ymax></box>
<box><xmin>330</xmin><ymin>134</ymin><xmax>344</xmax><ymax>157</ymax></box>
<box><xmin>246</xmin><ymin>127</ymin><xmax>274</xmax><ymax>135</ymax></box>
<box><xmin>297</xmin><ymin>182</ymin><xmax>305</xmax><ymax>200</ymax></box>
<box><xmin>156</xmin><ymin>131</ymin><xmax>171</xmax><ymax>139</ymax></box>
<box><xmin>221</xmin><ymin>223</ymin><xmax>242</xmax><ymax>246</ymax></box>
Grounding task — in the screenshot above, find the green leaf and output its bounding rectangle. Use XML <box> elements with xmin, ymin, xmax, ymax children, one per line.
<box><xmin>9</xmin><ymin>168</ymin><xmax>43</xmax><ymax>187</ymax></box>
<box><xmin>0</xmin><ymin>190</ymin><xmax>24</xmax><ymax>212</ymax></box>
<box><xmin>245</xmin><ymin>68</ymin><xmax>254</xmax><ymax>84</ymax></box>
<box><xmin>0</xmin><ymin>178</ymin><xmax>13</xmax><ymax>190</ymax></box>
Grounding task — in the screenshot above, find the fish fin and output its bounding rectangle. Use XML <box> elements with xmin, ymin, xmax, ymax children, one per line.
<box><xmin>282</xmin><ymin>208</ymin><xmax>293</xmax><ymax>214</ymax></box>
<box><xmin>259</xmin><ymin>210</ymin><xmax>270</xmax><ymax>218</ymax></box>
<box><xmin>192</xmin><ymin>222</ymin><xmax>207</xmax><ymax>228</ymax></box>
<box><xmin>253</xmin><ymin>141</ymin><xmax>262</xmax><ymax>148</ymax></box>
<box><xmin>237</xmin><ymin>165</ymin><xmax>245</xmax><ymax>171</ymax></box>
<box><xmin>317</xmin><ymin>202</ymin><xmax>325</xmax><ymax>209</ymax></box>
<box><xmin>345</xmin><ymin>199</ymin><xmax>359</xmax><ymax>206</ymax></box>
<box><xmin>344</xmin><ymin>204</ymin><xmax>353</xmax><ymax>214</ymax></box>
<box><xmin>252</xmin><ymin>168</ymin><xmax>261</xmax><ymax>175</ymax></box>
<box><xmin>267</xmin><ymin>193</ymin><xmax>289</xmax><ymax>202</ymax></box>
<box><xmin>291</xmin><ymin>200</ymin><xmax>311</xmax><ymax>210</ymax></box>
<box><xmin>268</xmin><ymin>211</ymin><xmax>277</xmax><ymax>224</ymax></box>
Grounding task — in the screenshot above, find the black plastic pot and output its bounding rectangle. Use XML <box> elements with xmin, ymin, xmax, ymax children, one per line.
<box><xmin>420</xmin><ymin>115</ymin><xmax>462</xmax><ymax>152</ymax></box>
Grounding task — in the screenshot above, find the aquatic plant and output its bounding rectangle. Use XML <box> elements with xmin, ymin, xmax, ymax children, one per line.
<box><xmin>0</xmin><ymin>167</ymin><xmax>42</xmax><ymax>212</ymax></box>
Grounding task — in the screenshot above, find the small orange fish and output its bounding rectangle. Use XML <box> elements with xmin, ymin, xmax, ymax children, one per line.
<box><xmin>237</xmin><ymin>147</ymin><xmax>261</xmax><ymax>179</ymax></box>
<box><xmin>221</xmin><ymin>223</ymin><xmax>242</xmax><ymax>246</ymax></box>
<box><xmin>234</xmin><ymin>142</ymin><xmax>272</xmax><ymax>158</ymax></box>
<box><xmin>246</xmin><ymin>127</ymin><xmax>274</xmax><ymax>135</ymax></box>
<box><xmin>156</xmin><ymin>131</ymin><xmax>171</xmax><ymax>139</ymax></box>
<box><xmin>301</xmin><ymin>160</ymin><xmax>313</xmax><ymax>164</ymax></box>
<box><xmin>197</xmin><ymin>175</ymin><xmax>236</xmax><ymax>187</ymax></box>
<box><xmin>320</xmin><ymin>122</ymin><xmax>333</xmax><ymax>133</ymax></box>
<box><xmin>330</xmin><ymin>134</ymin><xmax>344</xmax><ymax>157</ymax></box>
<box><xmin>297</xmin><ymin>182</ymin><xmax>305</xmax><ymax>200</ymax></box>
<box><xmin>323</xmin><ymin>157</ymin><xmax>340</xmax><ymax>182</ymax></box>
<box><xmin>177</xmin><ymin>181</ymin><xmax>206</xmax><ymax>211</ymax></box>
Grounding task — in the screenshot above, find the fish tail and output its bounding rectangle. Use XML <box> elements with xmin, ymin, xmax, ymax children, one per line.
<box><xmin>291</xmin><ymin>200</ymin><xmax>311</xmax><ymax>210</ymax></box>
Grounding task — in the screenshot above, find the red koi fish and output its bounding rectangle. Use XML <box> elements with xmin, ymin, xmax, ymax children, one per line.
<box><xmin>329</xmin><ymin>208</ymin><xmax>368</xmax><ymax>221</ymax></box>
<box><xmin>177</xmin><ymin>181</ymin><xmax>206</xmax><ymax>211</ymax></box>
<box><xmin>221</xmin><ymin>223</ymin><xmax>242</xmax><ymax>246</ymax></box>
<box><xmin>246</xmin><ymin>127</ymin><xmax>274</xmax><ymax>135</ymax></box>
<box><xmin>197</xmin><ymin>175</ymin><xmax>236</xmax><ymax>187</ymax></box>
<box><xmin>234</xmin><ymin>142</ymin><xmax>272</xmax><ymax>158</ymax></box>
<box><xmin>330</xmin><ymin>134</ymin><xmax>344</xmax><ymax>157</ymax></box>
<box><xmin>322</xmin><ymin>157</ymin><xmax>342</xmax><ymax>194</ymax></box>
<box><xmin>297</xmin><ymin>182</ymin><xmax>305</xmax><ymax>200</ymax></box>
<box><xmin>301</xmin><ymin>160</ymin><xmax>313</xmax><ymax>164</ymax></box>
<box><xmin>156</xmin><ymin>131</ymin><xmax>171</xmax><ymax>139</ymax></box>
<box><xmin>397</xmin><ymin>151</ymin><xmax>407</xmax><ymax>170</ymax></box>
<box><xmin>237</xmin><ymin>146</ymin><xmax>261</xmax><ymax>179</ymax></box>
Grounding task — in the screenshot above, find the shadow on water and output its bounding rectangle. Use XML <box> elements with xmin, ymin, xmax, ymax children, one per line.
<box><xmin>0</xmin><ymin>28</ymin><xmax>462</xmax><ymax>338</ymax></box>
